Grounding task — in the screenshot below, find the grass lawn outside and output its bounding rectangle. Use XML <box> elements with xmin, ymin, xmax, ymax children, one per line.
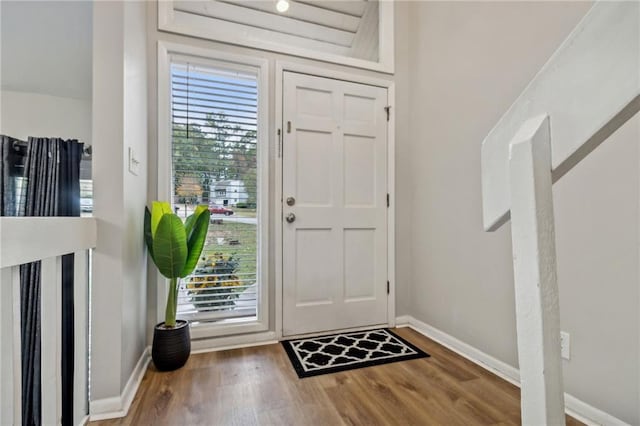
<box><xmin>201</xmin><ymin>220</ymin><xmax>257</xmax><ymax>277</ymax></box>
<box><xmin>232</xmin><ymin>208</ymin><xmax>257</xmax><ymax>218</ymax></box>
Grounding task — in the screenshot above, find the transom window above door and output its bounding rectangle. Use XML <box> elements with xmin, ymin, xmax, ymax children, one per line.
<box><xmin>158</xmin><ymin>0</ymin><xmax>394</xmax><ymax>73</ymax></box>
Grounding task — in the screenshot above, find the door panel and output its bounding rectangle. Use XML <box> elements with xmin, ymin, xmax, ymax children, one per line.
<box><xmin>344</xmin><ymin>135</ymin><xmax>377</xmax><ymax>206</ymax></box>
<box><xmin>295</xmin><ymin>229</ymin><xmax>335</xmax><ymax>305</ymax></box>
<box><xmin>282</xmin><ymin>72</ymin><xmax>388</xmax><ymax>336</ymax></box>
<box><xmin>344</xmin><ymin>228</ymin><xmax>377</xmax><ymax>300</ymax></box>
<box><xmin>296</xmin><ymin>130</ymin><xmax>333</xmax><ymax>205</ymax></box>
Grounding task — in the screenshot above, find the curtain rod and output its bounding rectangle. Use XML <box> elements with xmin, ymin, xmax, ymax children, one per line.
<box><xmin>11</xmin><ymin>139</ymin><xmax>92</xmax><ymax>157</ymax></box>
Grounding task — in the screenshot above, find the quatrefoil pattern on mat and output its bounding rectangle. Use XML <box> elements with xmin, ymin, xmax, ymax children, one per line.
<box><xmin>281</xmin><ymin>329</ymin><xmax>430</xmax><ymax>378</ymax></box>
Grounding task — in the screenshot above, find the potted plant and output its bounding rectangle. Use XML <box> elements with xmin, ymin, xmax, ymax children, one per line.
<box><xmin>144</xmin><ymin>201</ymin><xmax>210</xmax><ymax>371</ymax></box>
<box><xmin>186</xmin><ymin>253</ymin><xmax>242</xmax><ymax>312</ymax></box>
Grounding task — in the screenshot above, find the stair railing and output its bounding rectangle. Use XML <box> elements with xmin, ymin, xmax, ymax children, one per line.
<box><xmin>481</xmin><ymin>2</ymin><xmax>640</xmax><ymax>424</ymax></box>
<box><xmin>0</xmin><ymin>217</ymin><xmax>96</xmax><ymax>425</ymax></box>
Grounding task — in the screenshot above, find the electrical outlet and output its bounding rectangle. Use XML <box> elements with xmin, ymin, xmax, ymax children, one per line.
<box><xmin>560</xmin><ymin>331</ymin><xmax>570</xmax><ymax>360</ymax></box>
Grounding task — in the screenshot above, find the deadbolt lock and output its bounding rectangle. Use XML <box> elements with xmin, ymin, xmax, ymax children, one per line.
<box><xmin>286</xmin><ymin>196</ymin><xmax>295</xmax><ymax>206</ymax></box>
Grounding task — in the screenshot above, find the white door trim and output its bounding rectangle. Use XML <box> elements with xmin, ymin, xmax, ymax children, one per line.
<box><xmin>274</xmin><ymin>61</ymin><xmax>396</xmax><ymax>340</ymax></box>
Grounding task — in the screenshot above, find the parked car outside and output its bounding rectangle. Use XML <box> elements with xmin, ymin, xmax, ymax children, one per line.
<box><xmin>209</xmin><ymin>205</ymin><xmax>234</xmax><ymax>216</ymax></box>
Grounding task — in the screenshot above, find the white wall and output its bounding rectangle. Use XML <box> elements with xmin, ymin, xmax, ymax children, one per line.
<box><xmin>0</xmin><ymin>1</ymin><xmax>92</xmax><ymax>101</ymax></box>
<box><xmin>0</xmin><ymin>91</ymin><xmax>91</xmax><ymax>143</ymax></box>
<box><xmin>555</xmin><ymin>114</ymin><xmax>639</xmax><ymax>423</ymax></box>
<box><xmin>402</xmin><ymin>1</ymin><xmax>639</xmax><ymax>423</ymax></box>
<box><xmin>121</xmin><ymin>0</ymin><xmax>149</xmax><ymax>394</ymax></box>
<box><xmin>90</xmin><ymin>0</ymin><xmax>148</xmax><ymax>408</ymax></box>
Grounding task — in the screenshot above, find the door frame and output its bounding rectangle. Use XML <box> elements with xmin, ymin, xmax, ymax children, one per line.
<box><xmin>274</xmin><ymin>61</ymin><xmax>396</xmax><ymax>339</ymax></box>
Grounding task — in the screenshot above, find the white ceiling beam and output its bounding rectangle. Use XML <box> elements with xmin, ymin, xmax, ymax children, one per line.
<box><xmin>218</xmin><ymin>0</ymin><xmax>361</xmax><ymax>33</ymax></box>
<box><xmin>163</xmin><ymin>10</ymin><xmax>351</xmax><ymax>57</ymax></box>
<box><xmin>175</xmin><ymin>0</ymin><xmax>355</xmax><ymax>47</ymax></box>
<box><xmin>296</xmin><ymin>0</ymin><xmax>368</xmax><ymax>18</ymax></box>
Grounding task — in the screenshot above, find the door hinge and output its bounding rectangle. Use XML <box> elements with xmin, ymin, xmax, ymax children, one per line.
<box><xmin>387</xmin><ymin>281</ymin><xmax>390</xmax><ymax>294</ymax></box>
<box><xmin>287</xmin><ymin>121</ymin><xmax>292</xmax><ymax>133</ymax></box>
<box><xmin>387</xmin><ymin>193</ymin><xmax>390</xmax><ymax>207</ymax></box>
<box><xmin>277</xmin><ymin>128</ymin><xmax>282</xmax><ymax>158</ymax></box>
<box><xmin>384</xmin><ymin>106</ymin><xmax>391</xmax><ymax>122</ymax></box>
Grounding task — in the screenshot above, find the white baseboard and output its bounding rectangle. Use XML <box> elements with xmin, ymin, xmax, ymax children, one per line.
<box><xmin>396</xmin><ymin>315</ymin><xmax>521</xmax><ymax>386</ymax></box>
<box><xmin>89</xmin><ymin>346</ymin><xmax>151</xmax><ymax>421</ymax></box>
<box><xmin>191</xmin><ymin>330</ymin><xmax>278</xmax><ymax>353</ymax></box>
<box><xmin>563</xmin><ymin>395</ymin><xmax>630</xmax><ymax>426</ymax></box>
<box><xmin>396</xmin><ymin>315</ymin><xmax>630</xmax><ymax>426</ymax></box>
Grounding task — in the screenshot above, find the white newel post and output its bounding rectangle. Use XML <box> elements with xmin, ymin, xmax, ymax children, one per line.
<box><xmin>508</xmin><ymin>115</ymin><xmax>565</xmax><ymax>425</ymax></box>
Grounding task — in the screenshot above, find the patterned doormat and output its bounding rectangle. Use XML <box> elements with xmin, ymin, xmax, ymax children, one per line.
<box><xmin>281</xmin><ymin>329</ymin><xmax>429</xmax><ymax>378</ymax></box>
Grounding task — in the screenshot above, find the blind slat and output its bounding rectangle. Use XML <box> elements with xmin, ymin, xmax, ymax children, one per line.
<box><xmin>172</xmin><ymin>100</ymin><xmax>257</xmax><ymax>115</ymax></box>
<box><xmin>180</xmin><ymin>293</ymin><xmax>257</xmax><ymax>302</ymax></box>
<box><xmin>172</xmin><ymin>81</ymin><xmax>258</xmax><ymax>97</ymax></box>
<box><xmin>172</xmin><ymin>73</ymin><xmax>257</xmax><ymax>88</ymax></box>
<box><xmin>172</xmin><ymin>115</ymin><xmax>258</xmax><ymax>128</ymax></box>
<box><xmin>172</xmin><ymin>94</ymin><xmax>258</xmax><ymax>110</ymax></box>
<box><xmin>172</xmin><ymin>89</ymin><xmax>257</xmax><ymax>104</ymax></box>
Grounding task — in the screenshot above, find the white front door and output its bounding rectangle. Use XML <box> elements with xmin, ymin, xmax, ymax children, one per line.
<box><xmin>282</xmin><ymin>72</ymin><xmax>388</xmax><ymax>336</ymax></box>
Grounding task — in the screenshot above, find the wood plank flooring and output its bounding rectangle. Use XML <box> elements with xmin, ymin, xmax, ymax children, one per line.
<box><xmin>91</xmin><ymin>328</ymin><xmax>583</xmax><ymax>425</ymax></box>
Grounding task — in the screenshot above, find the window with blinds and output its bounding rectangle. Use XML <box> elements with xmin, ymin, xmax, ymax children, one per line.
<box><xmin>170</xmin><ymin>59</ymin><xmax>259</xmax><ymax>325</ymax></box>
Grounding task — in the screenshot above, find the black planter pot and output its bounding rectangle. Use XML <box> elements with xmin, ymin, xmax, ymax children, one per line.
<box><xmin>152</xmin><ymin>320</ymin><xmax>191</xmax><ymax>371</ymax></box>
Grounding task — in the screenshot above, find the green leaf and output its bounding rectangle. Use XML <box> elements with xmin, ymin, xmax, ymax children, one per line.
<box><xmin>184</xmin><ymin>204</ymin><xmax>209</xmax><ymax>240</ymax></box>
<box><xmin>180</xmin><ymin>209</ymin><xmax>210</xmax><ymax>277</ymax></box>
<box><xmin>151</xmin><ymin>201</ymin><xmax>172</xmax><ymax>238</ymax></box>
<box><xmin>152</xmin><ymin>214</ymin><xmax>187</xmax><ymax>279</ymax></box>
<box><xmin>144</xmin><ymin>206</ymin><xmax>155</xmax><ymax>263</ymax></box>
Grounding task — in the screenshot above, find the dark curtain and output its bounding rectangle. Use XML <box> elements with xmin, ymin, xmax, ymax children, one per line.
<box><xmin>0</xmin><ymin>135</ymin><xmax>26</xmax><ymax>216</ymax></box>
<box><xmin>17</xmin><ymin>137</ymin><xmax>83</xmax><ymax>426</ymax></box>
<box><xmin>58</xmin><ymin>140</ymin><xmax>82</xmax><ymax>426</ymax></box>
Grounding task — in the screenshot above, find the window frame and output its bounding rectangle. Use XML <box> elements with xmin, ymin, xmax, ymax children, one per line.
<box><xmin>157</xmin><ymin>41</ymin><xmax>269</xmax><ymax>338</ymax></box>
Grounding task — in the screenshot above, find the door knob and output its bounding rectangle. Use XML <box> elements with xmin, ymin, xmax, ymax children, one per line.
<box><xmin>285</xmin><ymin>213</ymin><xmax>296</xmax><ymax>223</ymax></box>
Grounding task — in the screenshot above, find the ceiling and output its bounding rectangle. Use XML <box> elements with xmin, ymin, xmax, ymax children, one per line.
<box><xmin>1</xmin><ymin>1</ymin><xmax>93</xmax><ymax>100</ymax></box>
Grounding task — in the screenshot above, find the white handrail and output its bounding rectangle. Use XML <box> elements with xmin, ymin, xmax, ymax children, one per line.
<box><xmin>0</xmin><ymin>217</ymin><xmax>96</xmax><ymax>425</ymax></box>
<box><xmin>482</xmin><ymin>1</ymin><xmax>640</xmax><ymax>232</ymax></box>
<box><xmin>0</xmin><ymin>217</ymin><xmax>97</xmax><ymax>268</ymax></box>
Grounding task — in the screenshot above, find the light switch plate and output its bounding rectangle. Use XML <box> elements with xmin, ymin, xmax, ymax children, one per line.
<box><xmin>128</xmin><ymin>147</ymin><xmax>139</xmax><ymax>176</ymax></box>
<box><xmin>560</xmin><ymin>331</ymin><xmax>570</xmax><ymax>360</ymax></box>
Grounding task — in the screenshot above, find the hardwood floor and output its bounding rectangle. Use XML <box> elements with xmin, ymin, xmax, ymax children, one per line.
<box><xmin>91</xmin><ymin>328</ymin><xmax>583</xmax><ymax>426</ymax></box>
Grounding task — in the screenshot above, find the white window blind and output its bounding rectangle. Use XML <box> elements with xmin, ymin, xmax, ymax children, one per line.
<box><xmin>170</xmin><ymin>59</ymin><xmax>259</xmax><ymax>324</ymax></box>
